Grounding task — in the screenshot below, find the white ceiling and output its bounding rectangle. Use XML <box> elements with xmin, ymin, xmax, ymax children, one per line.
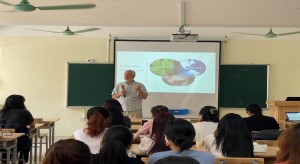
<box><xmin>1</xmin><ymin>0</ymin><xmax>300</xmax><ymax>40</ymax></box>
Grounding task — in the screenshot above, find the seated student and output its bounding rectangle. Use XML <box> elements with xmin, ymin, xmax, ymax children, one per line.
<box><xmin>134</xmin><ymin>105</ymin><xmax>169</xmax><ymax>140</ymax></box>
<box><xmin>148</xmin><ymin>119</ymin><xmax>215</xmax><ymax>164</ymax></box>
<box><xmin>274</xmin><ymin>123</ymin><xmax>300</xmax><ymax>164</ymax></box>
<box><xmin>243</xmin><ymin>103</ymin><xmax>279</xmax><ymax>132</ymax></box>
<box><xmin>244</xmin><ymin>104</ymin><xmax>281</xmax><ymax>140</ymax></box>
<box><xmin>107</xmin><ymin>107</ymin><xmax>127</xmax><ymax>127</ymax></box>
<box><xmin>98</xmin><ymin>125</ymin><xmax>144</xmax><ymax>164</ymax></box>
<box><xmin>204</xmin><ymin>113</ymin><xmax>254</xmax><ymax>157</ymax></box>
<box><xmin>0</xmin><ymin>94</ymin><xmax>35</xmax><ymax>163</ymax></box>
<box><xmin>73</xmin><ymin>107</ymin><xmax>109</xmax><ymax>156</ymax></box>
<box><xmin>192</xmin><ymin>106</ymin><xmax>219</xmax><ymax>142</ymax></box>
<box><xmin>154</xmin><ymin>156</ymin><xmax>200</xmax><ymax>164</ymax></box>
<box><xmin>139</xmin><ymin>112</ymin><xmax>175</xmax><ymax>155</ymax></box>
<box><xmin>42</xmin><ymin>139</ymin><xmax>91</xmax><ymax>164</ymax></box>
<box><xmin>103</xmin><ymin>99</ymin><xmax>131</xmax><ymax>128</ymax></box>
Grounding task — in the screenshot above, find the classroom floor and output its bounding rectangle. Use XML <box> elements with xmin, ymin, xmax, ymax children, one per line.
<box><xmin>33</xmin><ymin>136</ymin><xmax>67</xmax><ymax>164</ymax></box>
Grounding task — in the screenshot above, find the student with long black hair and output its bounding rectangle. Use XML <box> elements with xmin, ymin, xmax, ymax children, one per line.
<box><xmin>103</xmin><ymin>99</ymin><xmax>131</xmax><ymax>128</ymax></box>
<box><xmin>204</xmin><ymin>113</ymin><xmax>254</xmax><ymax>157</ymax></box>
<box><xmin>134</xmin><ymin>105</ymin><xmax>169</xmax><ymax>140</ymax></box>
<box><xmin>139</xmin><ymin>112</ymin><xmax>175</xmax><ymax>155</ymax></box>
<box><xmin>106</xmin><ymin>107</ymin><xmax>127</xmax><ymax>127</ymax></box>
<box><xmin>99</xmin><ymin>125</ymin><xmax>144</xmax><ymax>164</ymax></box>
<box><xmin>0</xmin><ymin>94</ymin><xmax>35</xmax><ymax>163</ymax></box>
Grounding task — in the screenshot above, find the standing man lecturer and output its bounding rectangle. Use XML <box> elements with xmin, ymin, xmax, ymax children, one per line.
<box><xmin>112</xmin><ymin>70</ymin><xmax>148</xmax><ymax>118</ymax></box>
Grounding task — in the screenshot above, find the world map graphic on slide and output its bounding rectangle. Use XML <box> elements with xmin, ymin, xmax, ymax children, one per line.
<box><xmin>150</xmin><ymin>59</ymin><xmax>206</xmax><ymax>86</ymax></box>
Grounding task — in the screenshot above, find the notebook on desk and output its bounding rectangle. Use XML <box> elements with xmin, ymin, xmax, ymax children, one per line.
<box><xmin>286</xmin><ymin>112</ymin><xmax>300</xmax><ymax>122</ymax></box>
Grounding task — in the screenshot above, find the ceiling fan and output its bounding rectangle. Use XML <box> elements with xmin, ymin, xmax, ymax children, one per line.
<box><xmin>234</xmin><ymin>28</ymin><xmax>300</xmax><ymax>38</ymax></box>
<box><xmin>28</xmin><ymin>26</ymin><xmax>100</xmax><ymax>36</ymax></box>
<box><xmin>0</xmin><ymin>0</ymin><xmax>95</xmax><ymax>12</ymax></box>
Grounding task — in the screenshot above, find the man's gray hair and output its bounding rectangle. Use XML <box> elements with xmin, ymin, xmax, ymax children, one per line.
<box><xmin>125</xmin><ymin>70</ymin><xmax>136</xmax><ymax>76</ymax></box>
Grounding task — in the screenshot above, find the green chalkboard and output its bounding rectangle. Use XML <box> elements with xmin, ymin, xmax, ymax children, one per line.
<box><xmin>67</xmin><ymin>64</ymin><xmax>268</xmax><ymax>108</ymax></box>
<box><xmin>220</xmin><ymin>65</ymin><xmax>268</xmax><ymax>108</ymax></box>
<box><xmin>67</xmin><ymin>63</ymin><xmax>114</xmax><ymax>106</ymax></box>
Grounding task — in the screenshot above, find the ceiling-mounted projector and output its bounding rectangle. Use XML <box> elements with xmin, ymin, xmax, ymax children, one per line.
<box><xmin>170</xmin><ymin>24</ymin><xmax>198</xmax><ymax>42</ymax></box>
<box><xmin>171</xmin><ymin>34</ymin><xmax>198</xmax><ymax>42</ymax></box>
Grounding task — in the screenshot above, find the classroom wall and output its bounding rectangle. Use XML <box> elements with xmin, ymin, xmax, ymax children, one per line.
<box><xmin>220</xmin><ymin>39</ymin><xmax>300</xmax><ymax>117</ymax></box>
<box><xmin>0</xmin><ymin>36</ymin><xmax>109</xmax><ymax>137</ymax></box>
<box><xmin>1</xmin><ymin>37</ymin><xmax>300</xmax><ymax>137</ymax></box>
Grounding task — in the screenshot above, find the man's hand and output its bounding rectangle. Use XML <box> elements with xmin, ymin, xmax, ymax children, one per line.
<box><xmin>135</xmin><ymin>85</ymin><xmax>148</xmax><ymax>99</ymax></box>
<box><xmin>121</xmin><ymin>90</ymin><xmax>126</xmax><ymax>96</ymax></box>
<box><xmin>135</xmin><ymin>85</ymin><xmax>142</xmax><ymax>92</ymax></box>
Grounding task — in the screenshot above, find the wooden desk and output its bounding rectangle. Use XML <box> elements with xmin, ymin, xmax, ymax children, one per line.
<box><xmin>254</xmin><ymin>146</ymin><xmax>279</xmax><ymax>158</ymax></box>
<box><xmin>130</xmin><ymin>144</ymin><xmax>146</xmax><ymax>156</ymax></box>
<box><xmin>282</xmin><ymin>120</ymin><xmax>298</xmax><ymax>130</ymax></box>
<box><xmin>254</xmin><ymin>146</ymin><xmax>279</xmax><ymax>164</ymax></box>
<box><xmin>0</xmin><ymin>133</ymin><xmax>25</xmax><ymax>164</ymax></box>
<box><xmin>131</xmin><ymin>118</ymin><xmax>142</xmax><ymax>125</ymax></box>
<box><xmin>38</xmin><ymin>118</ymin><xmax>60</xmax><ymax>146</ymax></box>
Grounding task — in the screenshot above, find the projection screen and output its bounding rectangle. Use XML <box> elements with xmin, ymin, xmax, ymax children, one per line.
<box><xmin>114</xmin><ymin>40</ymin><xmax>221</xmax><ymax>117</ymax></box>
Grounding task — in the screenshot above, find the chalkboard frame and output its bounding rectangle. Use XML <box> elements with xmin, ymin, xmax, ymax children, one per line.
<box><xmin>219</xmin><ymin>64</ymin><xmax>269</xmax><ymax>108</ymax></box>
<box><xmin>67</xmin><ymin>63</ymin><xmax>114</xmax><ymax>107</ymax></box>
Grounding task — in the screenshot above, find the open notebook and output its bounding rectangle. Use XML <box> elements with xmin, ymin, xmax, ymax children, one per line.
<box><xmin>286</xmin><ymin>112</ymin><xmax>300</xmax><ymax>122</ymax></box>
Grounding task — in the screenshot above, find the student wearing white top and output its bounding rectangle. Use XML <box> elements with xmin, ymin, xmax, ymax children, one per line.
<box><xmin>192</xmin><ymin>106</ymin><xmax>219</xmax><ymax>142</ymax></box>
<box><xmin>73</xmin><ymin>107</ymin><xmax>109</xmax><ymax>154</ymax></box>
<box><xmin>203</xmin><ymin>113</ymin><xmax>254</xmax><ymax>157</ymax></box>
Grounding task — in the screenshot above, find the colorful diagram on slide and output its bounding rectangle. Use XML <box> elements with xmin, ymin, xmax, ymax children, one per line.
<box><xmin>150</xmin><ymin>59</ymin><xmax>206</xmax><ymax>86</ymax></box>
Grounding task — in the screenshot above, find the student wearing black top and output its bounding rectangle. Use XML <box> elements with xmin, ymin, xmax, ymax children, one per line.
<box><xmin>243</xmin><ymin>103</ymin><xmax>280</xmax><ymax>132</ymax></box>
<box><xmin>0</xmin><ymin>94</ymin><xmax>35</xmax><ymax>163</ymax></box>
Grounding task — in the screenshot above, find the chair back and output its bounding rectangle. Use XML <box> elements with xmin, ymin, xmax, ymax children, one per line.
<box><xmin>169</xmin><ymin>109</ymin><xmax>190</xmax><ymax>119</ymax></box>
<box><xmin>215</xmin><ymin>157</ymin><xmax>264</xmax><ymax>164</ymax></box>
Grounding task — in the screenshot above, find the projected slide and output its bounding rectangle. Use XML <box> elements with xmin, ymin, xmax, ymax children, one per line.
<box><xmin>115</xmin><ymin>51</ymin><xmax>216</xmax><ymax>93</ymax></box>
<box><xmin>150</xmin><ymin>59</ymin><xmax>206</xmax><ymax>86</ymax></box>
